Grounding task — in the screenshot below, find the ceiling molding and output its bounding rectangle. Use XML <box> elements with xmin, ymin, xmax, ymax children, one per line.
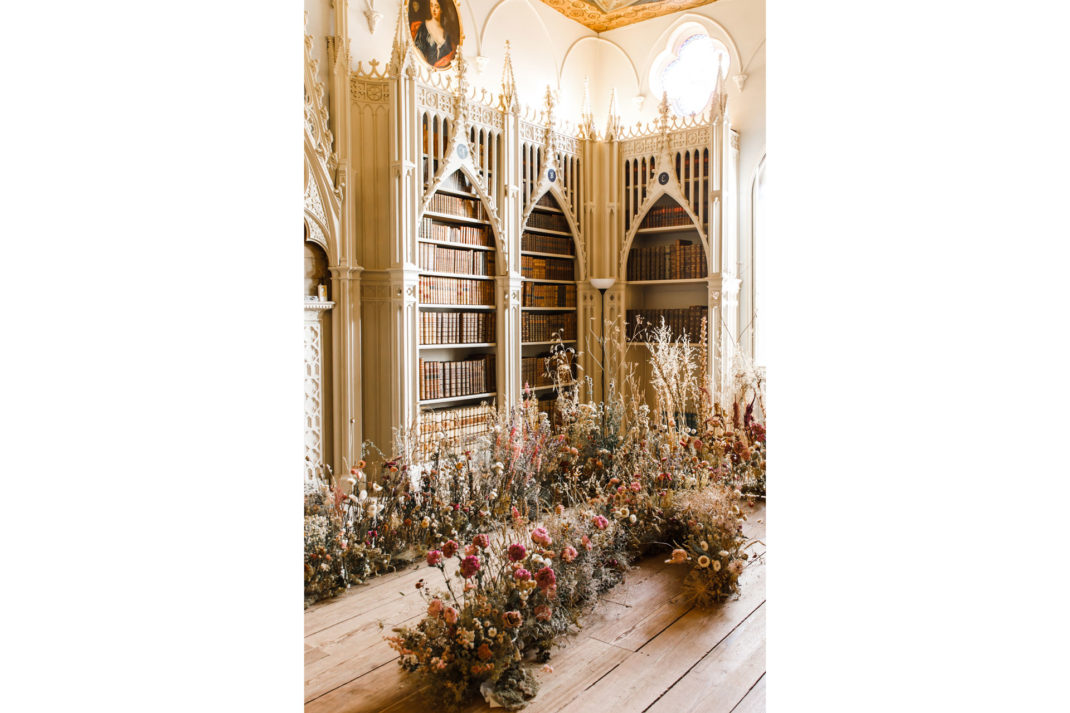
<box><xmin>534</xmin><ymin>0</ymin><xmax>720</xmax><ymax>33</ymax></box>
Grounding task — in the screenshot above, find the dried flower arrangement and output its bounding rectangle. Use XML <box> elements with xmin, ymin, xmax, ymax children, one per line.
<box><xmin>305</xmin><ymin>317</ymin><xmax>767</xmax><ymax>707</ymax></box>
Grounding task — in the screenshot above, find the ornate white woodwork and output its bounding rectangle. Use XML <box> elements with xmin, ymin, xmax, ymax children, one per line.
<box><xmin>340</xmin><ymin>18</ymin><xmax>743</xmax><ymax>449</ymax></box>
<box><xmin>305</xmin><ymin>301</ymin><xmax>334</xmax><ymax>479</ymax></box>
<box><xmin>307</xmin><ymin>23</ymin><xmax>362</xmax><ymax>478</ymax></box>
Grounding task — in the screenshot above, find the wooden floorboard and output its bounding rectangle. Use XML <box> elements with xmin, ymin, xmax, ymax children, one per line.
<box><xmin>730</xmin><ymin>673</ymin><xmax>766</xmax><ymax>713</ymax></box>
<box><xmin>305</xmin><ymin>501</ymin><xmax>766</xmax><ymax>713</ymax></box>
<box><xmin>644</xmin><ymin>603</ymin><xmax>766</xmax><ymax>713</ymax></box>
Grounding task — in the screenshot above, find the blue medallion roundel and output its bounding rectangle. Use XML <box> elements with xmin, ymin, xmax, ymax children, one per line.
<box><xmin>658</xmin><ymin>171</ymin><xmax>669</xmax><ymax>185</ymax></box>
<box><xmin>548</xmin><ymin>168</ymin><xmax>557</xmax><ymax>182</ymax></box>
<box><xmin>456</xmin><ymin>143</ymin><xmax>468</xmax><ymax>160</ymax></box>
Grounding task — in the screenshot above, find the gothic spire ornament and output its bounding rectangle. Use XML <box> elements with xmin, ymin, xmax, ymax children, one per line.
<box><xmin>388</xmin><ymin>0</ymin><xmax>410</xmax><ymax>75</ymax></box>
<box><xmin>499</xmin><ymin>40</ymin><xmax>518</xmax><ymax>113</ymax></box>
<box><xmin>605</xmin><ymin>88</ymin><xmax>621</xmax><ymax>141</ymax></box>
<box><xmin>579</xmin><ymin>76</ymin><xmax>596</xmax><ymax>139</ymax></box>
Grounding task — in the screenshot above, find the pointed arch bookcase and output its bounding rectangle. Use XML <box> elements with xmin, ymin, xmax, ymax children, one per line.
<box><xmin>521</xmin><ymin>187</ymin><xmax>585</xmax><ymax>419</ymax></box>
<box><xmin>417</xmin><ymin>169</ymin><xmax>501</xmax><ymax>458</ymax></box>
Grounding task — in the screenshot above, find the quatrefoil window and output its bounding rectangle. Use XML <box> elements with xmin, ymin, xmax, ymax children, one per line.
<box><xmin>650</xmin><ymin>24</ymin><xmax>729</xmax><ymax>117</ymax></box>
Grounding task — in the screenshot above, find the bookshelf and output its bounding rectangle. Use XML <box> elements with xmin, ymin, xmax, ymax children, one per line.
<box><xmin>522</xmin><ymin>192</ymin><xmax>580</xmax><ymax>415</ymax></box>
<box><xmin>624</xmin><ymin>194</ymin><xmax>710</xmax><ymax>411</ymax></box>
<box><xmin>417</xmin><ymin>170</ymin><xmax>498</xmax><ymax>458</ymax></box>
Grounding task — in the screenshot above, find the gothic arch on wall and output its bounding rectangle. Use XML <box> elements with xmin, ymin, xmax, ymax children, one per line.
<box><xmin>305</xmin><ymin>33</ymin><xmax>343</xmax><ymax>264</ymax></box>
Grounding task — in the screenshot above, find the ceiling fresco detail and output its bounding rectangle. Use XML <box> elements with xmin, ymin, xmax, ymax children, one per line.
<box><xmin>535</xmin><ymin>0</ymin><xmax>719</xmax><ymax>32</ymax></box>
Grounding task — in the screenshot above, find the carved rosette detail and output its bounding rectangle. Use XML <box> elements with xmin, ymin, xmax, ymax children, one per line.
<box><xmin>351</xmin><ymin>77</ymin><xmax>391</xmax><ymax>104</ymax></box>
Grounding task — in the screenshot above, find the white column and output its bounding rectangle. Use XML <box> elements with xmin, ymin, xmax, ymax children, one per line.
<box><xmin>305</xmin><ymin>300</ymin><xmax>334</xmax><ymax>480</ymax></box>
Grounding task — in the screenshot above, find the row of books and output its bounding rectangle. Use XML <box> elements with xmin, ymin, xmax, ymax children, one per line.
<box><xmin>627</xmin><ymin>240</ymin><xmax>708</xmax><ymax>281</ymax></box>
<box><xmin>419</xmin><ymin>243</ymin><xmax>495</xmax><ymax>276</ymax></box>
<box><xmin>419</xmin><ymin>276</ymin><xmax>495</xmax><ymax>306</ymax></box>
<box><xmin>639</xmin><ymin>204</ymin><xmax>695</xmax><ymax>229</ymax></box>
<box><xmin>521</xmin><ymin>255</ymin><xmax>575</xmax><ymax>281</ymax></box>
<box><xmin>420</xmin><ymin>311</ymin><xmax>495</xmax><ymax>345</ymax></box>
<box><xmin>522</xmin><ymin>353</ymin><xmax>576</xmax><ymax>388</ymax></box>
<box><xmin>427</xmin><ymin>193</ymin><xmax>487</xmax><ymax>221</ymax></box>
<box><xmin>418</xmin><ymin>355</ymin><xmax>496</xmax><ymax>401</ymax></box>
<box><xmin>420</xmin><ymin>219</ymin><xmax>492</xmax><ymax>248</ymax></box>
<box><xmin>526</xmin><ymin>211</ymin><xmax>570</xmax><ymax>233</ymax></box>
<box><xmin>625</xmin><ymin>306</ymin><xmax>708</xmax><ymax>342</ymax></box>
<box><xmin>522</xmin><ymin>283</ymin><xmax>576</xmax><ymax>308</ymax></box>
<box><xmin>522</xmin><ymin>312</ymin><xmax>576</xmax><ymax>343</ymax></box>
<box><xmin>417</xmin><ymin>403</ymin><xmax>495</xmax><ymax>460</ymax></box>
<box><xmin>522</xmin><ymin>232</ymin><xmax>574</xmax><ymax>256</ymax></box>
<box><xmin>535</xmin><ymin>193</ymin><xmax>558</xmax><ymax>209</ymax></box>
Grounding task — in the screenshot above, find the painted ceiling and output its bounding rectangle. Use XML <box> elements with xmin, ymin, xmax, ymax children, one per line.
<box><xmin>535</xmin><ymin>0</ymin><xmax>719</xmax><ymax>32</ymax></box>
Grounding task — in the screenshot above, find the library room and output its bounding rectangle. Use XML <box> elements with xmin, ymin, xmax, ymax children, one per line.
<box><xmin>304</xmin><ymin>0</ymin><xmax>766</xmax><ymax>710</ymax></box>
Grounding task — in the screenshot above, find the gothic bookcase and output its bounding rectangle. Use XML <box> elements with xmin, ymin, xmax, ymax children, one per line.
<box><xmin>347</xmin><ymin>27</ymin><xmax>737</xmax><ymax>467</ymax></box>
<box><xmin>521</xmin><ymin>189</ymin><xmax>583</xmax><ymax>417</ymax></box>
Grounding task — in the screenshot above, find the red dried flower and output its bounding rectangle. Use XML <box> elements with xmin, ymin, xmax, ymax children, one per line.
<box><xmin>535</xmin><ymin>566</ymin><xmax>556</xmax><ymax>590</ymax></box>
<box><xmin>460</xmin><ymin>555</ymin><xmax>481</xmax><ymax>578</ymax></box>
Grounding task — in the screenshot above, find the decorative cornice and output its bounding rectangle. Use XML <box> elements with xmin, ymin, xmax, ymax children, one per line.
<box><xmin>304</xmin><ymin>300</ymin><xmax>336</xmax><ymax>311</ymax></box>
<box><xmin>534</xmin><ymin>0</ymin><xmax>720</xmax><ymax>33</ymax></box>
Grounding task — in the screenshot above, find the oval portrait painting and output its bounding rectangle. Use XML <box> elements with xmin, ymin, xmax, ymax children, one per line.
<box><xmin>408</xmin><ymin>0</ymin><xmax>462</xmax><ymax>69</ymax></box>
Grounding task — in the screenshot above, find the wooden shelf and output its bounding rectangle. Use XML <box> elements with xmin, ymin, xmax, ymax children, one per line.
<box><xmin>521</xmin><ymin>306</ymin><xmax>577</xmax><ymax>312</ymax></box>
<box><xmin>424</xmin><ymin>211</ymin><xmax>490</xmax><ymax>227</ymax></box>
<box><xmin>531</xmin><ymin>204</ymin><xmax>563</xmax><ymax>214</ymax></box>
<box><xmin>626</xmin><ymin>278</ymin><xmax>709</xmax><ymax>285</ymax></box>
<box><xmin>521</xmin><ymin>277</ymin><xmax>575</xmax><ymax>284</ymax></box>
<box><xmin>522</xmin><ymin>340</ymin><xmax>576</xmax><ymax>346</ymax></box>
<box><xmin>524</xmin><ymin>226</ymin><xmax>572</xmax><ymax>237</ymax></box>
<box><xmin>420</xmin><ymin>392</ymin><xmax>496</xmax><ymax>406</ymax></box>
<box><xmin>521</xmin><ymin>250</ymin><xmax>575</xmax><ymax>260</ymax></box>
<box><xmin>420</xmin><ymin>304</ymin><xmax>495</xmax><ymax>310</ymax></box>
<box><xmin>420</xmin><ymin>238</ymin><xmax>495</xmax><ymax>252</ymax></box>
<box><xmin>420</xmin><ymin>270</ymin><xmax>494</xmax><ymax>281</ymax></box>
<box><xmin>635</xmin><ymin>224</ymin><xmax>698</xmax><ymax>234</ymax></box>
<box><xmin>529</xmin><ymin>382</ymin><xmax>577</xmax><ymax>392</ymax></box>
<box><xmin>431</xmin><ymin>185</ymin><xmax>478</xmax><ymax>199</ymax></box>
<box><xmin>419</xmin><ymin>343</ymin><xmax>495</xmax><ymax>350</ymax></box>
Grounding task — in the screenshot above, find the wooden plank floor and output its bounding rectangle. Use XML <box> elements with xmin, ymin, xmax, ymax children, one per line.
<box><xmin>306</xmin><ymin>501</ymin><xmax>766</xmax><ymax>713</ymax></box>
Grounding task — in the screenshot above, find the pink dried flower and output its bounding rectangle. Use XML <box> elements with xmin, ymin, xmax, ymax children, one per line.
<box><xmin>531</xmin><ymin>526</ymin><xmax>552</xmax><ymax>546</ymax></box>
<box><xmin>592</xmin><ymin>515</ymin><xmax>609</xmax><ymax>530</ymax></box>
<box><xmin>514</xmin><ymin>568</ymin><xmax>532</xmax><ymax>581</ymax></box>
<box><xmin>561</xmin><ymin>546</ymin><xmax>578</xmax><ymax>562</ymax></box>
<box><xmin>507</xmin><ymin>543</ymin><xmax>527</xmax><ymax>561</ymax></box>
<box><xmin>581</xmin><ymin>535</ymin><xmax>592</xmax><ymax>551</ymax></box>
<box><xmin>630</xmin><ymin>481</ymin><xmax>641</xmax><ymax>492</ymax></box>
<box><xmin>535</xmin><ymin>566</ymin><xmax>556</xmax><ymax>590</ymax></box>
<box><xmin>534</xmin><ymin>604</ymin><xmax>552</xmax><ymax>621</ymax></box>
<box><xmin>442</xmin><ymin>539</ymin><xmax>459</xmax><ymax>558</ymax></box>
<box><xmin>464</xmin><ymin>544</ymin><xmax>478</xmax><ymax>557</ymax></box>
<box><xmin>428</xmin><ymin>598</ymin><xmax>444</xmax><ymax>617</ymax></box>
<box><xmin>473</xmin><ymin>533</ymin><xmax>490</xmax><ymax>549</ymax></box>
<box><xmin>502</xmin><ymin>610</ymin><xmax>523</xmax><ymax>628</ymax></box>
<box><xmin>426</xmin><ymin>549</ymin><xmax>443</xmax><ymax>566</ymax></box>
<box><xmin>443</xmin><ymin>606</ymin><xmax>458</xmax><ymax>625</ymax></box>
<box><xmin>460</xmin><ymin>555</ymin><xmax>481</xmax><ymax>578</ymax></box>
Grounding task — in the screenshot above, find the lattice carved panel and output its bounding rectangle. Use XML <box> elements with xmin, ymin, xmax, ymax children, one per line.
<box><xmin>304</xmin><ymin>321</ymin><xmax>325</xmax><ymax>477</ymax></box>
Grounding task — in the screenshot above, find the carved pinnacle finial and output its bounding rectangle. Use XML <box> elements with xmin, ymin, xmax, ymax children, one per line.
<box><xmin>388</xmin><ymin>0</ymin><xmax>409</xmax><ymax>74</ymax></box>
<box><xmin>500</xmin><ymin>40</ymin><xmax>518</xmax><ymax>112</ymax></box>
<box><xmin>605</xmin><ymin>88</ymin><xmax>621</xmax><ymax>141</ymax></box>
<box><xmin>658</xmin><ymin>91</ymin><xmax>671</xmax><ymax>133</ymax></box>
<box><xmin>580</xmin><ymin>76</ymin><xmax>596</xmax><ymax>139</ymax></box>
